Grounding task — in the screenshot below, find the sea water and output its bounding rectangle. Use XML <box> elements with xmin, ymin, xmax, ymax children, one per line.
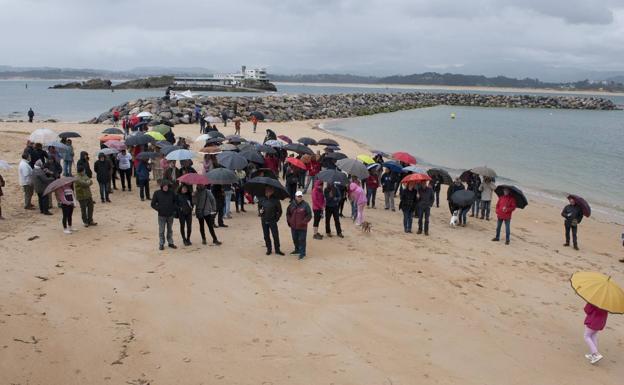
<box><xmin>322</xmin><ymin>106</ymin><xmax>624</xmax><ymax>223</ymax></box>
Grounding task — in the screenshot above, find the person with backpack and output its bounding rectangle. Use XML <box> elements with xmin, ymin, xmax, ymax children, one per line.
<box><xmin>324</xmin><ymin>182</ymin><xmax>343</xmax><ymax>238</ymax></box>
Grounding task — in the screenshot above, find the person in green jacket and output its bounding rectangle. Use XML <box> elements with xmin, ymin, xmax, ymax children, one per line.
<box><xmin>74</xmin><ymin>166</ymin><xmax>97</xmax><ymax>227</ymax></box>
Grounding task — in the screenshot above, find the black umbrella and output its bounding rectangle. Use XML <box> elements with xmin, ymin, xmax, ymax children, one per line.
<box><xmin>495</xmin><ymin>185</ymin><xmax>528</xmax><ymax>209</ymax></box>
<box><xmin>567</xmin><ymin>194</ymin><xmax>591</xmax><ymax>217</ymax></box>
<box><xmin>451</xmin><ymin>190</ymin><xmax>476</xmax><ymax>208</ymax></box>
<box><xmin>250</xmin><ymin>168</ymin><xmax>278</xmax><ymax>180</ymax></box>
<box><xmin>250</xmin><ymin>111</ymin><xmax>265</xmax><ymax>120</ymax></box>
<box><xmin>208</xmin><ymin>131</ymin><xmax>226</xmax><ymax>139</ymax></box>
<box><xmin>318</xmin><ymin>138</ymin><xmax>339</xmax><ymax>146</ymax></box>
<box><xmin>216</xmin><ymin>151</ymin><xmax>248</xmax><ymax>170</ymax></box>
<box><xmin>206</xmin><ymin>168</ymin><xmax>239</xmax><ymax>185</ymax></box>
<box><xmin>59</xmin><ymin>131</ymin><xmax>81</xmax><ymax>139</ymax></box>
<box><xmin>226</xmin><ymin>135</ymin><xmax>243</xmax><ymax>143</ymax></box>
<box><xmin>317</xmin><ymin>169</ymin><xmax>349</xmax><ymax>185</ymax></box>
<box><xmin>254</xmin><ymin>144</ymin><xmax>276</xmax><ymax>154</ymax></box>
<box><xmin>136</xmin><ymin>151</ymin><xmax>160</xmax><ymax>160</ymax></box>
<box><xmin>283</xmin><ymin>143</ymin><xmax>314</xmax><ymax>155</ymax></box>
<box><xmin>459</xmin><ymin>170</ymin><xmax>474</xmax><ymax>183</ymax></box>
<box><xmin>125</xmin><ymin>133</ymin><xmax>155</xmax><ymax>146</ymax></box>
<box><xmin>102</xmin><ymin>128</ymin><xmax>124</xmax><ymax>135</ymax></box>
<box><xmin>244</xmin><ymin>177</ymin><xmax>289</xmax><ymax>200</ymax></box>
<box><xmin>324</xmin><ymin>152</ymin><xmax>347</xmax><ymax>160</ymax></box>
<box><xmin>160</xmin><ymin>145</ymin><xmax>182</xmax><ymax>155</ymax></box>
<box><xmin>205</xmin><ymin>137</ymin><xmax>224</xmax><ymax>145</ymax></box>
<box><xmin>239</xmin><ymin>149</ymin><xmax>265</xmax><ymax>164</ymax></box>
<box><xmin>427</xmin><ymin>168</ymin><xmax>453</xmax><ymax>185</ymax></box>
<box><xmin>298</xmin><ymin>137</ymin><xmax>317</xmax><ymax>146</ymax></box>
<box><xmin>155</xmin><ymin>140</ymin><xmax>171</xmax><ymax>148</ymax></box>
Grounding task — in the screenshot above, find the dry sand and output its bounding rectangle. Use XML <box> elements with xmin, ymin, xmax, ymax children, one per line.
<box><xmin>0</xmin><ymin>120</ymin><xmax>623</xmax><ymax>385</ymax></box>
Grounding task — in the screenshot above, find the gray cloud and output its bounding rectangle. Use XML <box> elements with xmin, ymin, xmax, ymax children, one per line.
<box><xmin>0</xmin><ymin>0</ymin><xmax>623</xmax><ymax>80</ymax></box>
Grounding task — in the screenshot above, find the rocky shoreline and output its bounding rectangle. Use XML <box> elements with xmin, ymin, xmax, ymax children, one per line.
<box><xmin>89</xmin><ymin>92</ymin><xmax>618</xmax><ymax>125</ymax></box>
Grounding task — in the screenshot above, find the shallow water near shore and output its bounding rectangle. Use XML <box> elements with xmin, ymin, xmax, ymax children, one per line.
<box><xmin>322</xmin><ymin>106</ymin><xmax>624</xmax><ymax>223</ymax></box>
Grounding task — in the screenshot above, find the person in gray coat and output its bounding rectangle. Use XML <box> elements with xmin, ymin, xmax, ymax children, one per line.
<box><xmin>193</xmin><ymin>184</ymin><xmax>221</xmax><ymax>245</ymax></box>
<box><xmin>478</xmin><ymin>177</ymin><xmax>496</xmax><ymax>220</ymax></box>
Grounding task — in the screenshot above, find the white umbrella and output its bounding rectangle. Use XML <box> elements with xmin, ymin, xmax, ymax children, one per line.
<box><xmin>166</xmin><ymin>149</ymin><xmax>195</xmax><ymax>161</ymax></box>
<box><xmin>29</xmin><ymin>128</ymin><xmax>57</xmax><ymax>144</ymax></box>
<box><xmin>195</xmin><ymin>134</ymin><xmax>210</xmax><ymax>142</ymax></box>
<box><xmin>205</xmin><ymin>116</ymin><xmax>222</xmax><ymax>123</ymax></box>
<box><xmin>0</xmin><ymin>160</ymin><xmax>12</xmax><ymax>170</ymax></box>
<box><xmin>137</xmin><ymin>111</ymin><xmax>153</xmax><ymax>118</ymax></box>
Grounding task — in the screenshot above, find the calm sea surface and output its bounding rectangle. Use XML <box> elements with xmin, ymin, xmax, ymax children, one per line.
<box><xmin>1</xmin><ymin>79</ymin><xmax>622</xmax><ymax>221</ymax></box>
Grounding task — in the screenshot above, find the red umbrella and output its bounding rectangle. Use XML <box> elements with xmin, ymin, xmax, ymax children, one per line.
<box><xmin>178</xmin><ymin>173</ymin><xmax>211</xmax><ymax>185</ymax></box>
<box><xmin>401</xmin><ymin>173</ymin><xmax>431</xmax><ymax>184</ymax></box>
<box><xmin>567</xmin><ymin>194</ymin><xmax>591</xmax><ymax>217</ymax></box>
<box><xmin>99</xmin><ymin>134</ymin><xmax>123</xmax><ymax>142</ymax></box>
<box><xmin>104</xmin><ymin>140</ymin><xmax>126</xmax><ymax>150</ymax></box>
<box><xmin>392</xmin><ymin>152</ymin><xmax>417</xmax><ymax>165</ymax></box>
<box><xmin>286</xmin><ymin>157</ymin><xmax>307</xmax><ymax>170</ymax></box>
<box><xmin>278</xmin><ymin>135</ymin><xmax>292</xmax><ymax>144</ymax></box>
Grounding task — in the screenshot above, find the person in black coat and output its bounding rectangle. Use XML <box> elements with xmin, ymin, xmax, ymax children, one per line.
<box><xmin>417</xmin><ymin>182</ymin><xmax>435</xmax><ymax>235</ymax></box>
<box><xmin>93</xmin><ymin>153</ymin><xmax>112</xmax><ymax>203</ymax></box>
<box><xmin>562</xmin><ymin>196</ymin><xmax>584</xmax><ymax>250</ymax></box>
<box><xmin>258</xmin><ymin>186</ymin><xmax>284</xmax><ymax>255</ymax></box>
<box><xmin>447</xmin><ymin>178</ymin><xmax>465</xmax><ymax>214</ymax></box>
<box><xmin>432</xmin><ymin>175</ymin><xmax>442</xmax><ymax>208</ymax></box>
<box><xmin>29</xmin><ymin>143</ymin><xmax>48</xmax><ymax>168</ymax></box>
<box><xmin>151</xmin><ymin>180</ymin><xmax>177</xmax><ymax>250</ymax></box>
<box><xmin>76</xmin><ymin>151</ymin><xmax>92</xmax><ymax>178</ymax></box>
<box><xmin>176</xmin><ymin>184</ymin><xmax>194</xmax><ymax>246</ymax></box>
<box><xmin>399</xmin><ymin>183</ymin><xmax>418</xmax><ymax>233</ymax></box>
<box><xmin>211</xmin><ymin>184</ymin><xmax>227</xmax><ymax>228</ymax></box>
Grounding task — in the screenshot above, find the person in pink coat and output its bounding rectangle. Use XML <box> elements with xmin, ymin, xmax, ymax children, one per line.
<box><xmin>54</xmin><ymin>182</ymin><xmax>76</xmax><ymax>234</ymax></box>
<box><xmin>349</xmin><ymin>181</ymin><xmax>367</xmax><ymax>226</ymax></box>
<box><xmin>583</xmin><ymin>302</ymin><xmax>608</xmax><ymax>364</ymax></box>
<box><xmin>311</xmin><ymin>180</ymin><xmax>325</xmax><ymax>239</ymax></box>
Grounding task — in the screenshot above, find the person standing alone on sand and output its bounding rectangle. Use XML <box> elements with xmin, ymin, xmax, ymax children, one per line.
<box><xmin>562</xmin><ymin>196</ymin><xmax>583</xmax><ymax>250</ymax></box>
<box><xmin>258</xmin><ymin>186</ymin><xmax>284</xmax><ymax>255</ymax></box>
<box><xmin>0</xmin><ymin>172</ymin><xmax>4</xmax><ymax>219</ymax></box>
<box><xmin>583</xmin><ymin>302</ymin><xmax>608</xmax><ymax>364</ymax></box>
<box><xmin>286</xmin><ymin>191</ymin><xmax>312</xmax><ymax>259</ymax></box>
<box><xmin>492</xmin><ymin>187</ymin><xmax>516</xmax><ymax>244</ymax></box>
<box><xmin>251</xmin><ymin>114</ymin><xmax>259</xmax><ymax>134</ymax></box>
<box><xmin>27</xmin><ymin>108</ymin><xmax>34</xmax><ymax>123</ymax></box>
<box><xmin>151</xmin><ymin>180</ymin><xmax>177</xmax><ymax>251</ymax></box>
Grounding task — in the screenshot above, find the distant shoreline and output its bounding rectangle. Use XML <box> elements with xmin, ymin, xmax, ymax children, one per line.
<box><xmin>274</xmin><ymin>81</ymin><xmax>624</xmax><ymax>97</ymax></box>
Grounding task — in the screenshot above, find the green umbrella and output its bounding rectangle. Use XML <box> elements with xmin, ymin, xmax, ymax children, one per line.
<box><xmin>151</xmin><ymin>124</ymin><xmax>171</xmax><ymax>135</ymax></box>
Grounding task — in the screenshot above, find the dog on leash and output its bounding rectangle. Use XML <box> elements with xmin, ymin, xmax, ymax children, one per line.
<box><xmin>449</xmin><ymin>211</ymin><xmax>459</xmax><ymax>227</ymax></box>
<box><xmin>361</xmin><ymin>221</ymin><xmax>372</xmax><ymax>233</ymax></box>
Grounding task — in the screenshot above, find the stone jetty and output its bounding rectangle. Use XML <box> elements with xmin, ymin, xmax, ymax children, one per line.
<box><xmin>90</xmin><ymin>92</ymin><xmax>618</xmax><ymax>125</ymax></box>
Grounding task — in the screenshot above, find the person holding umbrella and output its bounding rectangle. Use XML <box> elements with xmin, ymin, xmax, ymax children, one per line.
<box><xmin>194</xmin><ymin>184</ymin><xmax>221</xmax><ymax>246</ymax></box>
<box><xmin>381</xmin><ymin>167</ymin><xmax>397</xmax><ymax>211</ymax></box>
<box><xmin>286</xmin><ymin>191</ymin><xmax>312</xmax><ymax>259</ymax></box>
<box><xmin>417</xmin><ymin>181</ymin><xmax>434</xmax><ymax>235</ymax></box>
<box><xmin>399</xmin><ymin>182</ymin><xmax>418</xmax><ymax>233</ymax></box>
<box><xmin>74</xmin><ymin>166</ymin><xmax>97</xmax><ymax>227</ymax></box>
<box><xmin>93</xmin><ymin>153</ymin><xmax>112</xmax><ymax>203</ymax></box>
<box><xmin>151</xmin><ymin>180</ymin><xmax>177</xmax><ymax>250</ymax></box>
<box><xmin>258</xmin><ymin>186</ymin><xmax>284</xmax><ymax>255</ymax></box>
<box><xmin>285</xmin><ymin>164</ymin><xmax>298</xmax><ymax>201</ymax></box>
<box><xmin>54</xmin><ymin>181</ymin><xmax>76</xmax><ymax>234</ymax></box>
<box><xmin>32</xmin><ymin>160</ymin><xmax>54</xmax><ymax>215</ymax></box>
<box><xmin>176</xmin><ymin>184</ymin><xmax>194</xmax><ymax>246</ymax></box>
<box><xmin>492</xmin><ymin>187</ymin><xmax>517</xmax><ymax>244</ymax></box>
<box><xmin>136</xmin><ymin>159</ymin><xmax>151</xmax><ymax>201</ymax></box>
<box><xmin>61</xmin><ymin>138</ymin><xmax>74</xmax><ymax>177</ymax></box>
<box><xmin>479</xmin><ymin>176</ymin><xmax>496</xmax><ymax>220</ymax></box>
<box><xmin>562</xmin><ymin>195</ymin><xmax>585</xmax><ymax>250</ymax></box>
<box><xmin>324</xmin><ymin>182</ymin><xmax>344</xmax><ymax>238</ymax></box>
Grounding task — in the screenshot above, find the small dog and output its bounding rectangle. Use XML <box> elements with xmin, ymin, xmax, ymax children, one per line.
<box><xmin>361</xmin><ymin>221</ymin><xmax>372</xmax><ymax>233</ymax></box>
<box><xmin>450</xmin><ymin>211</ymin><xmax>459</xmax><ymax>227</ymax></box>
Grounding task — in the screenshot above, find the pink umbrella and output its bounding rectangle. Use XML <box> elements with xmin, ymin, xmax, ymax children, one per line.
<box><xmin>104</xmin><ymin>140</ymin><xmax>127</xmax><ymax>150</ymax></box>
<box><xmin>43</xmin><ymin>177</ymin><xmax>76</xmax><ymax>196</ymax></box>
<box><xmin>178</xmin><ymin>173</ymin><xmax>211</xmax><ymax>185</ymax></box>
<box><xmin>278</xmin><ymin>135</ymin><xmax>292</xmax><ymax>144</ymax></box>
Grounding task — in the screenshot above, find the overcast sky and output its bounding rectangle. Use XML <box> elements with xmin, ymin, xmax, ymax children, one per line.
<box><xmin>1</xmin><ymin>0</ymin><xmax>623</xmax><ymax>80</ymax></box>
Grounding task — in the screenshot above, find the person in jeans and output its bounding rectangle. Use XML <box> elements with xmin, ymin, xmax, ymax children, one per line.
<box><xmin>399</xmin><ymin>182</ymin><xmax>417</xmax><ymax>233</ymax></box>
<box><xmin>432</xmin><ymin>175</ymin><xmax>442</xmax><ymax>208</ymax></box>
<box><xmin>74</xmin><ymin>166</ymin><xmax>97</xmax><ymax>227</ymax></box>
<box><xmin>0</xmin><ymin>173</ymin><xmax>4</xmax><ymax>219</ymax></box>
<box><xmin>61</xmin><ymin>138</ymin><xmax>74</xmax><ymax>177</ymax></box>
<box><xmin>18</xmin><ymin>152</ymin><xmax>35</xmax><ymax>209</ymax></box>
<box><xmin>380</xmin><ymin>168</ymin><xmax>396</xmax><ymax>211</ymax></box>
<box><xmin>116</xmin><ymin>149</ymin><xmax>133</xmax><ymax>191</ymax></box>
<box><xmin>417</xmin><ymin>182</ymin><xmax>434</xmax><ymax>235</ymax></box>
<box><xmin>223</xmin><ymin>184</ymin><xmax>233</xmax><ymax>219</ymax></box>
<box><xmin>468</xmin><ymin>174</ymin><xmax>481</xmax><ymax>217</ymax></box>
<box><xmin>151</xmin><ymin>180</ymin><xmax>177</xmax><ymax>250</ymax></box>
<box><xmin>303</xmin><ymin>154</ymin><xmax>321</xmax><ymax>194</ymax></box>
<box><xmin>562</xmin><ymin>195</ymin><xmax>584</xmax><ymax>250</ymax></box>
<box><xmin>32</xmin><ymin>160</ymin><xmax>54</xmax><ymax>215</ymax></box>
<box><xmin>55</xmin><ymin>182</ymin><xmax>76</xmax><ymax>234</ymax></box>
<box><xmin>211</xmin><ymin>184</ymin><xmax>228</xmax><ymax>228</ymax></box>
<box><xmin>258</xmin><ymin>186</ymin><xmax>284</xmax><ymax>255</ymax></box>
<box><xmin>176</xmin><ymin>184</ymin><xmax>194</xmax><ymax>246</ymax></box>
<box><xmin>194</xmin><ymin>184</ymin><xmax>221</xmax><ymax>245</ymax></box>
<box><xmin>286</xmin><ymin>191</ymin><xmax>312</xmax><ymax>259</ymax></box>
<box><xmin>492</xmin><ymin>188</ymin><xmax>517</xmax><ymax>245</ymax></box>
<box><xmin>135</xmin><ymin>159</ymin><xmax>151</xmax><ymax>201</ymax></box>
<box><xmin>366</xmin><ymin>170</ymin><xmax>380</xmax><ymax>209</ymax></box>
<box><xmin>324</xmin><ymin>182</ymin><xmax>343</xmax><ymax>238</ymax></box>
<box><xmin>311</xmin><ymin>180</ymin><xmax>325</xmax><ymax>240</ymax></box>
<box><xmin>479</xmin><ymin>177</ymin><xmax>496</xmax><ymax>220</ymax></box>
<box><xmin>93</xmin><ymin>153</ymin><xmax>111</xmax><ymax>203</ymax></box>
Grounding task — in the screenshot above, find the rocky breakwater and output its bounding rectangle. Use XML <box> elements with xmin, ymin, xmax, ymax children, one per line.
<box><xmin>90</xmin><ymin>92</ymin><xmax>618</xmax><ymax>125</ymax></box>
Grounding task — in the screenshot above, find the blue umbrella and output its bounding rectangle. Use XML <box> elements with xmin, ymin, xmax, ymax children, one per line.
<box><xmin>382</xmin><ymin>161</ymin><xmax>402</xmax><ymax>173</ymax></box>
<box><xmin>402</xmin><ymin>166</ymin><xmax>427</xmax><ymax>174</ymax></box>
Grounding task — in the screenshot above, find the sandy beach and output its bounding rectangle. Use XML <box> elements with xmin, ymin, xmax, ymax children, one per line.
<box><xmin>1</xmin><ymin>120</ymin><xmax>623</xmax><ymax>385</ymax></box>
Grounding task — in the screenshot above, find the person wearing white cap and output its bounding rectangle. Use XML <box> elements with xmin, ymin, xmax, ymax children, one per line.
<box><xmin>286</xmin><ymin>191</ymin><xmax>312</xmax><ymax>259</ymax></box>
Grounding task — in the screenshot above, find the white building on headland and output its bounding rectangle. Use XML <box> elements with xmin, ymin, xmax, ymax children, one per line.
<box><xmin>173</xmin><ymin>66</ymin><xmax>270</xmax><ymax>88</ymax></box>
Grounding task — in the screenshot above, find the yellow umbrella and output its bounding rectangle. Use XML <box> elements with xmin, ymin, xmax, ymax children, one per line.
<box><xmin>570</xmin><ymin>272</ymin><xmax>624</xmax><ymax>314</ymax></box>
<box><xmin>145</xmin><ymin>131</ymin><xmax>166</xmax><ymax>141</ymax></box>
<box><xmin>357</xmin><ymin>154</ymin><xmax>375</xmax><ymax>165</ymax></box>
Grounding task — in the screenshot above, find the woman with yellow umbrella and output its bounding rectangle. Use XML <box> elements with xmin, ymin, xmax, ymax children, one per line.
<box><xmin>571</xmin><ymin>271</ymin><xmax>624</xmax><ymax>364</ymax></box>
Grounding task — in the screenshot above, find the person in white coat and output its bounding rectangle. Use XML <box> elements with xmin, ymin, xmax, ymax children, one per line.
<box><xmin>18</xmin><ymin>152</ymin><xmax>34</xmax><ymax>210</ymax></box>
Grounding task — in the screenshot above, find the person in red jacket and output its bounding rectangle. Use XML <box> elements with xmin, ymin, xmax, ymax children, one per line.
<box><xmin>286</xmin><ymin>191</ymin><xmax>312</xmax><ymax>259</ymax></box>
<box><xmin>492</xmin><ymin>188</ymin><xmax>516</xmax><ymax>244</ymax></box>
<box><xmin>583</xmin><ymin>302</ymin><xmax>608</xmax><ymax>364</ymax></box>
<box><xmin>303</xmin><ymin>154</ymin><xmax>321</xmax><ymax>194</ymax></box>
<box><xmin>365</xmin><ymin>169</ymin><xmax>380</xmax><ymax>208</ymax></box>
